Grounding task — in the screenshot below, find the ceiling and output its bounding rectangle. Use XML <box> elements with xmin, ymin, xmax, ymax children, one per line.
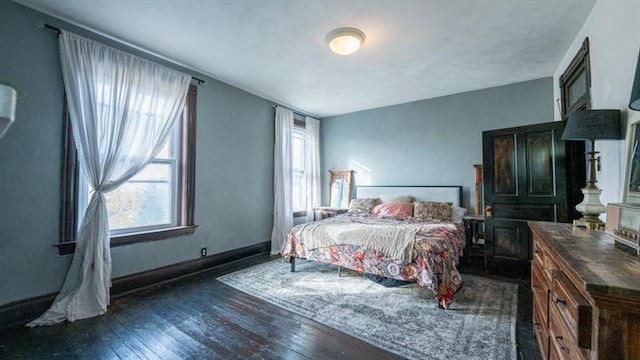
<box><xmin>13</xmin><ymin>0</ymin><xmax>596</xmax><ymax>118</ymax></box>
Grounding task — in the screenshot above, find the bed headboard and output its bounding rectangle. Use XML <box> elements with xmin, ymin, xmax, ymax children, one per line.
<box><xmin>356</xmin><ymin>186</ymin><xmax>463</xmax><ymax>207</ymax></box>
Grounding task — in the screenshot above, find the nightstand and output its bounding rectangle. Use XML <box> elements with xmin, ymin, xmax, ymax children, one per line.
<box><xmin>462</xmin><ymin>215</ymin><xmax>486</xmax><ymax>270</ymax></box>
<box><xmin>313</xmin><ymin>207</ymin><xmax>348</xmax><ymax>221</ymax></box>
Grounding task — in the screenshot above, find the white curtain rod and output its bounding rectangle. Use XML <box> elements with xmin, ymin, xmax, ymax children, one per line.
<box><xmin>44</xmin><ymin>24</ymin><xmax>206</xmax><ymax>85</ymax></box>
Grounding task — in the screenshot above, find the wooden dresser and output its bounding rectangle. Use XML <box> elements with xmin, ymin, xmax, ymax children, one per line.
<box><xmin>528</xmin><ymin>222</ymin><xmax>640</xmax><ymax>360</ymax></box>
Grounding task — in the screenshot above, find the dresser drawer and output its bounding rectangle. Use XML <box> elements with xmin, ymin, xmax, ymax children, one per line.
<box><xmin>547</xmin><ymin>332</ymin><xmax>563</xmax><ymax>360</ymax></box>
<box><xmin>551</xmin><ymin>271</ymin><xmax>592</xmax><ymax>350</ymax></box>
<box><xmin>533</xmin><ymin>300</ymin><xmax>549</xmax><ymax>360</ymax></box>
<box><xmin>549</xmin><ymin>303</ymin><xmax>584</xmax><ymax>360</ymax></box>
<box><xmin>542</xmin><ymin>244</ymin><xmax>557</xmax><ymax>284</ymax></box>
<box><xmin>548</xmin><ymin>334</ymin><xmax>561</xmax><ymax>360</ymax></box>
<box><xmin>531</xmin><ymin>261</ymin><xmax>549</xmax><ymax>325</ymax></box>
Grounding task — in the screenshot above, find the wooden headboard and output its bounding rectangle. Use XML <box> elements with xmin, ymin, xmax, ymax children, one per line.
<box><xmin>356</xmin><ymin>186</ymin><xmax>463</xmax><ymax>208</ymax></box>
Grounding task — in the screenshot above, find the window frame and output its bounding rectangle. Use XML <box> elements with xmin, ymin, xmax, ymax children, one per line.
<box><xmin>559</xmin><ymin>38</ymin><xmax>591</xmax><ymax>118</ymax></box>
<box><xmin>292</xmin><ymin>117</ymin><xmax>307</xmax><ymax>218</ymax></box>
<box><xmin>57</xmin><ymin>84</ymin><xmax>198</xmax><ymax>255</ymax></box>
<box><xmin>104</xmin><ymin>158</ymin><xmax>178</xmax><ymax>235</ymax></box>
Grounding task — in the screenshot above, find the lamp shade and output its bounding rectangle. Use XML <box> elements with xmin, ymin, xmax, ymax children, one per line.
<box><xmin>562</xmin><ymin>109</ymin><xmax>623</xmax><ymax>141</ymax></box>
<box><xmin>631</xmin><ymin>50</ymin><xmax>640</xmax><ymax>111</ymax></box>
<box><xmin>0</xmin><ymin>84</ymin><xmax>17</xmax><ymax>138</ymax></box>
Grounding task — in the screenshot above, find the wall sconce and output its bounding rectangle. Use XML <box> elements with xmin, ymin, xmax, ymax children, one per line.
<box><xmin>562</xmin><ymin>109</ymin><xmax>623</xmax><ymax>229</ymax></box>
<box><xmin>0</xmin><ymin>83</ymin><xmax>17</xmax><ymax>139</ymax></box>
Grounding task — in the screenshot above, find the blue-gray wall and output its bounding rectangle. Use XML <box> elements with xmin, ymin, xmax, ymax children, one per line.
<box><xmin>320</xmin><ymin>78</ymin><xmax>554</xmax><ymax>210</ymax></box>
<box><xmin>0</xmin><ymin>1</ymin><xmax>274</xmax><ymax>306</ymax></box>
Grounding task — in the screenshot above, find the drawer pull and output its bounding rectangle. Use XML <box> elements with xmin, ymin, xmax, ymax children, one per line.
<box><xmin>553</xmin><ymin>295</ymin><xmax>566</xmax><ymax>306</ymax></box>
<box><xmin>555</xmin><ymin>336</ymin><xmax>569</xmax><ymax>354</ymax></box>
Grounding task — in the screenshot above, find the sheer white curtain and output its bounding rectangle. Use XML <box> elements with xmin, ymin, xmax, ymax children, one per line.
<box><xmin>305</xmin><ymin>117</ymin><xmax>321</xmax><ymax>222</ymax></box>
<box><xmin>271</xmin><ymin>107</ymin><xmax>294</xmax><ymax>254</ymax></box>
<box><xmin>27</xmin><ymin>31</ymin><xmax>190</xmax><ymax>326</ymax></box>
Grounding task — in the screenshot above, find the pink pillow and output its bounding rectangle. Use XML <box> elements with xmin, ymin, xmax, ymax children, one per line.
<box><xmin>372</xmin><ymin>203</ymin><xmax>414</xmax><ymax>218</ymax></box>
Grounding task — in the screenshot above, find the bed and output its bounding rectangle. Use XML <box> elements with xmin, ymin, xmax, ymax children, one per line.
<box><xmin>280</xmin><ymin>185</ymin><xmax>467</xmax><ymax>308</ymax></box>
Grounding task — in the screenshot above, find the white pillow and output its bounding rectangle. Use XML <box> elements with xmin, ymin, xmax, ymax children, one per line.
<box><xmin>379</xmin><ymin>194</ymin><xmax>414</xmax><ymax>204</ymax></box>
<box><xmin>452</xmin><ymin>207</ymin><xmax>467</xmax><ymax>224</ymax></box>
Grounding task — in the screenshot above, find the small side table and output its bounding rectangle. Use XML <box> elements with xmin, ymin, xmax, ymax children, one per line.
<box><xmin>313</xmin><ymin>207</ymin><xmax>348</xmax><ymax>221</ymax></box>
<box><xmin>463</xmin><ymin>215</ymin><xmax>486</xmax><ymax>270</ymax></box>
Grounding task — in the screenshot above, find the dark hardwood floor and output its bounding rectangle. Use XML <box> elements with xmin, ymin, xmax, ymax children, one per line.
<box><xmin>0</xmin><ymin>253</ymin><xmax>538</xmax><ymax>360</ymax></box>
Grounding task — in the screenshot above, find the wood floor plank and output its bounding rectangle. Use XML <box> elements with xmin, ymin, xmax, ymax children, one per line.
<box><xmin>179</xmin><ymin>281</ymin><xmax>325</xmax><ymax>359</ymax></box>
<box><xmin>153</xmin><ymin>300</ymin><xmax>287</xmax><ymax>360</ymax></box>
<box><xmin>145</xmin><ymin>290</ymin><xmax>261</xmax><ymax>359</ymax></box>
<box><xmin>125</xmin><ymin>299</ymin><xmax>226</xmax><ymax>359</ymax></box>
<box><xmin>168</xmin><ymin>295</ymin><xmax>286</xmax><ymax>360</ymax></box>
<box><xmin>206</xmin><ymin>282</ymin><xmax>402</xmax><ymax>360</ymax></box>
<box><xmin>66</xmin><ymin>317</ymin><xmax>121</xmax><ymax>360</ymax></box>
<box><xmin>99</xmin><ymin>312</ymin><xmax>164</xmax><ymax>360</ymax></box>
<box><xmin>53</xmin><ymin>324</ymin><xmax>101</xmax><ymax>360</ymax></box>
<box><xmin>82</xmin><ymin>316</ymin><xmax>140</xmax><ymax>359</ymax></box>
<box><xmin>110</xmin><ymin>309</ymin><xmax>185</xmax><ymax>360</ymax></box>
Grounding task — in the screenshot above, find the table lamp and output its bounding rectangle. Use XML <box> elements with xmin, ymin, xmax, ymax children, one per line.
<box><xmin>562</xmin><ymin>109</ymin><xmax>623</xmax><ymax>229</ymax></box>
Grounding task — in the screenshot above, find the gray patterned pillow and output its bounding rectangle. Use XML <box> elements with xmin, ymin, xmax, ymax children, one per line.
<box><xmin>413</xmin><ymin>201</ymin><xmax>453</xmax><ymax>221</ymax></box>
<box><xmin>347</xmin><ymin>198</ymin><xmax>381</xmax><ymax>214</ymax></box>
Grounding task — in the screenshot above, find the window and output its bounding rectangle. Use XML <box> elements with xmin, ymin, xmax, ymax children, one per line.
<box><xmin>58</xmin><ymin>84</ymin><xmax>197</xmax><ymax>255</ymax></box>
<box><xmin>80</xmin><ymin>132</ymin><xmax>177</xmax><ymax>233</ymax></box>
<box><xmin>292</xmin><ymin>119</ymin><xmax>307</xmax><ymax>216</ymax></box>
<box><xmin>559</xmin><ymin>38</ymin><xmax>591</xmax><ymax>118</ymax></box>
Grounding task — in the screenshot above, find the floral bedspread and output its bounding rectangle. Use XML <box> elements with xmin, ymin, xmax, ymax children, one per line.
<box><xmin>281</xmin><ymin>213</ymin><xmax>466</xmax><ymax>305</ymax></box>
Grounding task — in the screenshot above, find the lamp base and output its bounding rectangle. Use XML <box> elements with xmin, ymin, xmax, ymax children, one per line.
<box><xmin>574</xmin><ymin>187</ymin><xmax>606</xmax><ymax>230</ymax></box>
<box><xmin>573</xmin><ymin>217</ymin><xmax>605</xmax><ymax>230</ymax></box>
<box><xmin>575</xmin><ymin>187</ymin><xmax>606</xmax><ymax>215</ymax></box>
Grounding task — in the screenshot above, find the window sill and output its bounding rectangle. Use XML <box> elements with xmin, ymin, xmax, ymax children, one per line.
<box><xmin>56</xmin><ymin>225</ymin><xmax>198</xmax><ymax>256</ymax></box>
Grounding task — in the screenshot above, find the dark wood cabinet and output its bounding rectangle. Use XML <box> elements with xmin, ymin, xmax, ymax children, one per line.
<box><xmin>529</xmin><ymin>222</ymin><xmax>640</xmax><ymax>360</ymax></box>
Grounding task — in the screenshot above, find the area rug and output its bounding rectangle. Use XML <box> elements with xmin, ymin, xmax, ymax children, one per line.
<box><xmin>218</xmin><ymin>259</ymin><xmax>517</xmax><ymax>360</ymax></box>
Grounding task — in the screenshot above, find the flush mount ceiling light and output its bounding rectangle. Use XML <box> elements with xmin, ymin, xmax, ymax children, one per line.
<box><xmin>326</xmin><ymin>27</ymin><xmax>366</xmax><ymax>56</ymax></box>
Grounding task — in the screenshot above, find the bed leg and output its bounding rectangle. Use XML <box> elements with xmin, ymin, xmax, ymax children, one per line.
<box><xmin>290</xmin><ymin>256</ymin><xmax>296</xmax><ymax>272</ymax></box>
<box><xmin>338</xmin><ymin>266</ymin><xmax>342</xmax><ymax>277</ymax></box>
<box><xmin>439</xmin><ymin>298</ymin><xmax>449</xmax><ymax>310</ymax></box>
